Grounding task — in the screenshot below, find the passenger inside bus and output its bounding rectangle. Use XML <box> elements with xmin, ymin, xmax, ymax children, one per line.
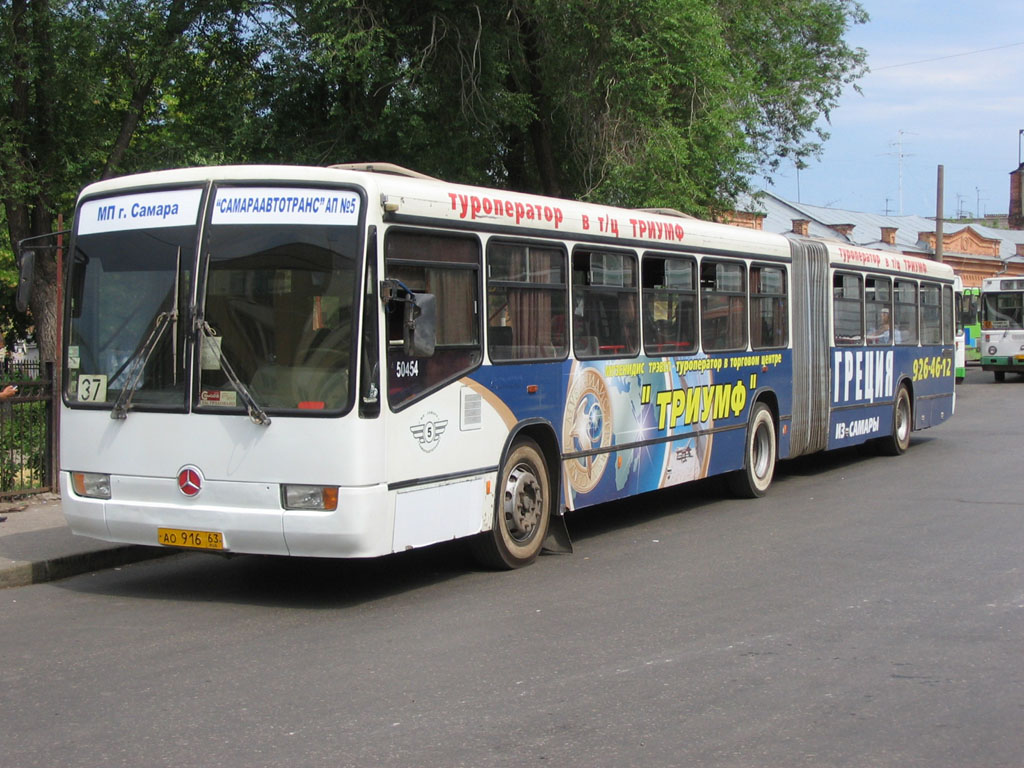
<box><xmin>867</xmin><ymin>308</ymin><xmax>891</xmax><ymax>345</ymax></box>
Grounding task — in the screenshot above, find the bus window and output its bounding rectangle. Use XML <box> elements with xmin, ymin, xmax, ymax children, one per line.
<box><xmin>571</xmin><ymin>249</ymin><xmax>639</xmax><ymax>358</ymax></box>
<box><xmin>384</xmin><ymin>229</ymin><xmax>481</xmax><ymax>408</ymax></box>
<box><xmin>865</xmin><ymin>276</ymin><xmax>892</xmax><ymax>345</ymax></box>
<box><xmin>921</xmin><ymin>283</ymin><xmax>942</xmax><ymax>344</ymax></box>
<box><xmin>642</xmin><ymin>254</ymin><xmax>697</xmax><ymax>356</ymax></box>
<box><xmin>700</xmin><ymin>260</ymin><xmax>747</xmax><ymax>352</ymax></box>
<box><xmin>832</xmin><ymin>272</ymin><xmax>862</xmax><ymax>346</ymax></box>
<box><xmin>982</xmin><ymin>291</ymin><xmax>1024</xmax><ymax>329</ymax></box>
<box><xmin>962</xmin><ymin>289</ymin><xmax>980</xmax><ymax>328</ymax></box>
<box><xmin>749</xmin><ymin>264</ymin><xmax>788</xmax><ymax>349</ymax></box>
<box><xmin>894</xmin><ymin>280</ymin><xmax>918</xmax><ymax>345</ymax></box>
<box><xmin>486</xmin><ymin>241</ymin><xmax>568</xmax><ymax>362</ymax></box>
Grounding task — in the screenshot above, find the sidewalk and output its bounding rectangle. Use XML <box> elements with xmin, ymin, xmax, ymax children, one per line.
<box><xmin>0</xmin><ymin>493</ymin><xmax>171</xmax><ymax>588</ymax></box>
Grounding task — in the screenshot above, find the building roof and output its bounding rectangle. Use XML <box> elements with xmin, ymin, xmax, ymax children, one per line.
<box><xmin>738</xmin><ymin>190</ymin><xmax>1024</xmax><ymax>263</ymax></box>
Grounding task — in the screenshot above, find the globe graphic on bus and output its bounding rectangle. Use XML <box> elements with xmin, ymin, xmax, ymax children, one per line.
<box><xmin>567</xmin><ymin>389</ymin><xmax>608</xmax><ymax>487</ymax></box>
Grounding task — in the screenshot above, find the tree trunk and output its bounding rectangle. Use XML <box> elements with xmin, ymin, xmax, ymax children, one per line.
<box><xmin>28</xmin><ymin>242</ymin><xmax>59</xmax><ymax>364</ymax></box>
<box><xmin>516</xmin><ymin>9</ymin><xmax>562</xmax><ymax>198</ymax></box>
<box><xmin>3</xmin><ymin>0</ymin><xmax>59</xmax><ymax>363</ymax></box>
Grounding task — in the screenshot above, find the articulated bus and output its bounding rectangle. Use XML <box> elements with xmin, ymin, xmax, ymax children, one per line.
<box><xmin>979</xmin><ymin>276</ymin><xmax>1024</xmax><ymax>382</ymax></box>
<box><xmin>39</xmin><ymin>164</ymin><xmax>956</xmax><ymax>569</ymax></box>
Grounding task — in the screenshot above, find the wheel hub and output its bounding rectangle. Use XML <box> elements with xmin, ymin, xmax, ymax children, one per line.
<box><xmin>504</xmin><ymin>465</ymin><xmax>542</xmax><ymax>541</ymax></box>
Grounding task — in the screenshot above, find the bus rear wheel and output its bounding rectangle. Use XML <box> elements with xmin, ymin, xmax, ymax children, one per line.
<box><xmin>879</xmin><ymin>385</ymin><xmax>912</xmax><ymax>456</ymax></box>
<box><xmin>471</xmin><ymin>437</ymin><xmax>551</xmax><ymax>570</ymax></box>
<box><xmin>728</xmin><ymin>403</ymin><xmax>776</xmax><ymax>499</ymax></box>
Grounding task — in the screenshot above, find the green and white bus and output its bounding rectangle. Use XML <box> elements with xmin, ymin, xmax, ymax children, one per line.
<box><xmin>980</xmin><ymin>276</ymin><xmax>1024</xmax><ymax>382</ymax></box>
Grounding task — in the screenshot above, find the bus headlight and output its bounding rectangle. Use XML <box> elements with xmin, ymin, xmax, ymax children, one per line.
<box><xmin>71</xmin><ymin>471</ymin><xmax>111</xmax><ymax>499</ymax></box>
<box><xmin>988</xmin><ymin>346</ymin><xmax>997</xmax><ymax>355</ymax></box>
<box><xmin>282</xmin><ymin>485</ymin><xmax>339</xmax><ymax>511</ymax></box>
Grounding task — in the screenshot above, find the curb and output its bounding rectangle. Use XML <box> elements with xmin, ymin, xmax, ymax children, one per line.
<box><xmin>0</xmin><ymin>545</ymin><xmax>175</xmax><ymax>589</ymax></box>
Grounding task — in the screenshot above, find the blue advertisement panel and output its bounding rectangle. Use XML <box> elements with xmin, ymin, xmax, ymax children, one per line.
<box><xmin>473</xmin><ymin>351</ymin><xmax>794</xmax><ymax>513</ymax></box>
<box><xmin>828</xmin><ymin>345</ymin><xmax>954</xmax><ymax>450</ymax></box>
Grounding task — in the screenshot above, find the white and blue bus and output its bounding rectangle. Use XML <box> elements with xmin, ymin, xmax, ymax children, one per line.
<box><xmin>42</xmin><ymin>163</ymin><xmax>956</xmax><ymax>568</ymax></box>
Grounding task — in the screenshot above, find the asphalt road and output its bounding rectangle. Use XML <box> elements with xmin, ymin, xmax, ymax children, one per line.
<box><xmin>2</xmin><ymin>367</ymin><xmax>1023</xmax><ymax>768</ymax></box>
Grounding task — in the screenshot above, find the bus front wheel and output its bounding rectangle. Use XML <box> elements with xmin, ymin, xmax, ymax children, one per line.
<box><xmin>471</xmin><ymin>437</ymin><xmax>552</xmax><ymax>570</ymax></box>
<box><xmin>728</xmin><ymin>403</ymin><xmax>776</xmax><ymax>499</ymax></box>
<box><xmin>879</xmin><ymin>385</ymin><xmax>912</xmax><ymax>456</ymax></box>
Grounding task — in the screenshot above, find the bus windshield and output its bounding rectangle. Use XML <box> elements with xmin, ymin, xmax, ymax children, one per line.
<box><xmin>67</xmin><ymin>185</ymin><xmax>364</xmax><ymax>415</ymax></box>
<box><xmin>200</xmin><ymin>223</ymin><xmax>361</xmax><ymax>413</ymax></box>
<box><xmin>982</xmin><ymin>292</ymin><xmax>1024</xmax><ymax>329</ymax></box>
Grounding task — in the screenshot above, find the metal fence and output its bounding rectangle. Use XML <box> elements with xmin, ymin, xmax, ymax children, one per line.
<box><xmin>0</xmin><ymin>360</ymin><xmax>56</xmax><ymax>498</ymax></box>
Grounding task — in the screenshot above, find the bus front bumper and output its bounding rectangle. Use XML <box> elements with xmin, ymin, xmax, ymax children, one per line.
<box><xmin>60</xmin><ymin>472</ymin><xmax>393</xmax><ymax>559</ymax></box>
<box><xmin>980</xmin><ymin>355</ymin><xmax>1024</xmax><ymax>371</ymax></box>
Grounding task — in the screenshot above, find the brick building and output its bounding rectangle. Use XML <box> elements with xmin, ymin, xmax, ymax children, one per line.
<box><xmin>1010</xmin><ymin>163</ymin><xmax>1024</xmax><ymax>230</ymax></box>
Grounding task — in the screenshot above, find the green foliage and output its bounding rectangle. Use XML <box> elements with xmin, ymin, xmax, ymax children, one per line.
<box><xmin>0</xmin><ymin>214</ymin><xmax>32</xmax><ymax>351</ymax></box>
<box><xmin>717</xmin><ymin>0</ymin><xmax>869</xmax><ymax>172</ymax></box>
<box><xmin>529</xmin><ymin>0</ymin><xmax>752</xmax><ymax>213</ymax></box>
<box><xmin>1</xmin><ymin>0</ymin><xmax>869</xmax><ymax>208</ymax></box>
<box><xmin>224</xmin><ymin>0</ymin><xmax>867</xmax><ymax>216</ymax></box>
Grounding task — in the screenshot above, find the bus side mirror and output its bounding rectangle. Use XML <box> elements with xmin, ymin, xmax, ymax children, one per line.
<box><xmin>16</xmin><ymin>249</ymin><xmax>35</xmax><ymax>313</ymax></box>
<box><xmin>403</xmin><ymin>292</ymin><xmax>436</xmax><ymax>357</ymax></box>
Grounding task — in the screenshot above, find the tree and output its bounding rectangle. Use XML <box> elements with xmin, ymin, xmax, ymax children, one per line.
<box><xmin>255</xmin><ymin>0</ymin><xmax>866</xmax><ymax>215</ymax></box>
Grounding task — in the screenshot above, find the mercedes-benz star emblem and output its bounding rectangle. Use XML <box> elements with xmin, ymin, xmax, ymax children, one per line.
<box><xmin>177</xmin><ymin>466</ymin><xmax>203</xmax><ymax>497</ymax></box>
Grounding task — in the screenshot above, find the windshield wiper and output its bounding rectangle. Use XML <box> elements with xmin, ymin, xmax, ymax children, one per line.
<box><xmin>110</xmin><ymin>246</ymin><xmax>183</xmax><ymax>419</ymax></box>
<box><xmin>197</xmin><ymin>321</ymin><xmax>271</xmax><ymax>426</ymax></box>
<box><xmin>110</xmin><ymin>311</ymin><xmax>175</xmax><ymax>420</ymax></box>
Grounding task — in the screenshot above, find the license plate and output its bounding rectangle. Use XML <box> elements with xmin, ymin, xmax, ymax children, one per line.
<box><xmin>158</xmin><ymin>527</ymin><xmax>224</xmax><ymax>551</ymax></box>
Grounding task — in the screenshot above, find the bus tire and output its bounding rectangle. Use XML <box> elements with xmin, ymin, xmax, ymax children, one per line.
<box><xmin>471</xmin><ymin>437</ymin><xmax>551</xmax><ymax>570</ymax></box>
<box><xmin>728</xmin><ymin>403</ymin><xmax>776</xmax><ymax>499</ymax></box>
<box><xmin>879</xmin><ymin>385</ymin><xmax>912</xmax><ymax>456</ymax></box>
<box><xmin>994</xmin><ymin>371</ymin><xmax>1005</xmax><ymax>382</ymax></box>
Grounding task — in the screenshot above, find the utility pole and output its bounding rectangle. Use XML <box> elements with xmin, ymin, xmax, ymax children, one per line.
<box><xmin>936</xmin><ymin>166</ymin><xmax>944</xmax><ymax>263</ymax></box>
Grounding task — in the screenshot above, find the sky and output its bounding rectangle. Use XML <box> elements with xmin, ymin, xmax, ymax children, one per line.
<box><xmin>765</xmin><ymin>0</ymin><xmax>1024</xmax><ymax>220</ymax></box>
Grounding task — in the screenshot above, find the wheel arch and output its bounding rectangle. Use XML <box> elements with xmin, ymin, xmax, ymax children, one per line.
<box><xmin>750</xmin><ymin>387</ymin><xmax>780</xmax><ymax>440</ymax></box>
<box><xmin>499</xmin><ymin>418</ymin><xmax>562</xmax><ymax>509</ymax></box>
<box><xmin>896</xmin><ymin>374</ymin><xmax>915</xmax><ymax>418</ymax></box>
